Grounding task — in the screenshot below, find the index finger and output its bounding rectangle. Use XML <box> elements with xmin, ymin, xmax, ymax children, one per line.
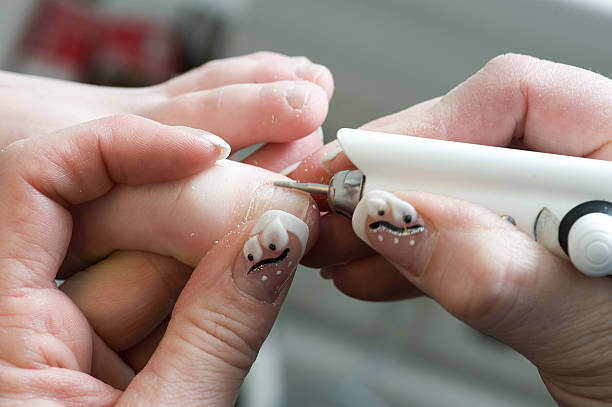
<box><xmin>292</xmin><ymin>54</ymin><xmax>612</xmax><ymax>195</ymax></box>
<box><xmin>294</xmin><ymin>53</ymin><xmax>612</xmax><ymax>266</ymax></box>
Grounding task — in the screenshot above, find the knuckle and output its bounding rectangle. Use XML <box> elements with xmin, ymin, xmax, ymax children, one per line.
<box><xmin>174</xmin><ymin>307</ymin><xmax>258</xmax><ymax>372</ymax></box>
<box><xmin>444</xmin><ymin>232</ymin><xmax>537</xmax><ymax>330</ymax></box>
<box><xmin>482</xmin><ymin>53</ymin><xmax>540</xmax><ymax>86</ymax></box>
<box><xmin>101</xmin><ymin>113</ymin><xmax>145</xmax><ymax>130</ymax></box>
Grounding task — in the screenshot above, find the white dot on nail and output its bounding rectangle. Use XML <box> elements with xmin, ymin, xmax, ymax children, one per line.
<box><xmin>288</xmin><ymin>261</ymin><xmax>292</xmax><ymax>267</ymax></box>
<box><xmin>409</xmin><ymin>239</ymin><xmax>415</xmax><ymax>246</ymax></box>
<box><xmin>394</xmin><ymin>238</ymin><xmax>399</xmax><ymax>244</ymax></box>
<box><xmin>262</xmin><ymin>275</ymin><xmax>268</xmax><ymax>281</ymax></box>
<box><xmin>378</xmin><ymin>235</ymin><xmax>384</xmax><ymax>242</ymax></box>
<box><xmin>190</xmin><ymin>232</ymin><xmax>196</xmax><ymax>237</ymax></box>
<box><xmin>276</xmin><ymin>270</ymin><xmax>282</xmax><ymax>275</ymax></box>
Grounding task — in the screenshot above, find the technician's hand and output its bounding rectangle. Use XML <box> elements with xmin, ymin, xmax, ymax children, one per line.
<box><xmin>1</xmin><ymin>51</ymin><xmax>333</xmax><ymax>171</ymax></box>
<box><xmin>289</xmin><ymin>54</ymin><xmax>612</xmax><ymax>406</ymax></box>
<box><xmin>0</xmin><ymin>115</ymin><xmax>317</xmax><ymax>406</ymax></box>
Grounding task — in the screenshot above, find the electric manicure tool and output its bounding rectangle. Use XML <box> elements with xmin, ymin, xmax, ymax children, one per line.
<box><xmin>275</xmin><ymin>128</ymin><xmax>612</xmax><ymax>277</ymax></box>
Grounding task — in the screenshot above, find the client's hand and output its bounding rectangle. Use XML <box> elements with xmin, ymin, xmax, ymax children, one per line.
<box><xmin>0</xmin><ymin>115</ymin><xmax>317</xmax><ymax>406</ymax></box>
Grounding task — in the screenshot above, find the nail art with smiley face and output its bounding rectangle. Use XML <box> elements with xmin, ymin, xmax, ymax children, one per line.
<box><xmin>352</xmin><ymin>190</ymin><xmax>436</xmax><ymax>276</ymax></box>
<box><xmin>233</xmin><ymin>210</ymin><xmax>309</xmax><ymax>303</ymax></box>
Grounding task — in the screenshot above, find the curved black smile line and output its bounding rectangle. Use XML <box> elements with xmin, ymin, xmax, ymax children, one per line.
<box><xmin>369</xmin><ymin>221</ymin><xmax>424</xmax><ymax>236</ymax></box>
<box><xmin>248</xmin><ymin>248</ymin><xmax>291</xmax><ymax>274</ymax></box>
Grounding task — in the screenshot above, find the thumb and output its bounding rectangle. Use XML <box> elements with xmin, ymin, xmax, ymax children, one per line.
<box><xmin>349</xmin><ymin>190</ymin><xmax>612</xmax><ymax>370</ymax></box>
<box><xmin>118</xmin><ymin>208</ymin><xmax>316</xmax><ymax>406</ymax></box>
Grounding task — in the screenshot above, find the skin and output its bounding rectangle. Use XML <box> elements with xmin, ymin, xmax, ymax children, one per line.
<box><xmin>0</xmin><ymin>51</ymin><xmax>330</xmax><ymax>405</ymax></box>
<box><xmin>0</xmin><ymin>115</ymin><xmax>320</xmax><ymax>406</ymax></box>
<box><xmin>289</xmin><ymin>54</ymin><xmax>612</xmax><ymax>406</ymax></box>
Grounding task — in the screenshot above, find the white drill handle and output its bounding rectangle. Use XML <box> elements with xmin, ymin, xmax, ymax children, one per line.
<box><xmin>337</xmin><ymin>128</ymin><xmax>612</xmax><ymax>276</ymax></box>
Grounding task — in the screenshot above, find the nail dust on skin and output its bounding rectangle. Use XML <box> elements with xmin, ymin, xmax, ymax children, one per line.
<box><xmin>232</xmin><ymin>210</ymin><xmax>309</xmax><ymax>303</ymax></box>
<box><xmin>352</xmin><ymin>190</ymin><xmax>434</xmax><ymax>276</ymax></box>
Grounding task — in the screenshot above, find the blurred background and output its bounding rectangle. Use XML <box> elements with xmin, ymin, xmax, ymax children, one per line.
<box><xmin>3</xmin><ymin>0</ymin><xmax>612</xmax><ymax>405</ymax></box>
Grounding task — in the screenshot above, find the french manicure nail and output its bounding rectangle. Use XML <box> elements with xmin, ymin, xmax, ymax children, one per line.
<box><xmin>279</xmin><ymin>160</ymin><xmax>302</xmax><ymax>176</ymax></box>
<box><xmin>202</xmin><ymin>133</ymin><xmax>231</xmax><ymax>160</ymax></box>
<box><xmin>176</xmin><ymin>126</ymin><xmax>231</xmax><ymax>160</ymax></box>
<box><xmin>352</xmin><ymin>191</ymin><xmax>437</xmax><ymax>277</ymax></box>
<box><xmin>285</xmin><ymin>84</ymin><xmax>313</xmax><ymax>112</ymax></box>
<box><xmin>233</xmin><ymin>210</ymin><xmax>309</xmax><ymax>303</ymax></box>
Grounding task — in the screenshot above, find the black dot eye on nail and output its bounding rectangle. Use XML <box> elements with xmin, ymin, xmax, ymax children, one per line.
<box><xmin>404</xmin><ymin>215</ymin><xmax>412</xmax><ymax>223</ymax></box>
<box><xmin>378</xmin><ymin>210</ymin><xmax>385</xmax><ymax>216</ymax></box>
<box><xmin>247</xmin><ymin>254</ymin><xmax>254</xmax><ymax>261</ymax></box>
<box><xmin>269</xmin><ymin>243</ymin><xmax>276</xmax><ymax>251</ymax></box>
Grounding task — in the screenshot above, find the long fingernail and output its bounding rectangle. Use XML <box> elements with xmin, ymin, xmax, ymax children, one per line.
<box><xmin>203</xmin><ymin>134</ymin><xmax>231</xmax><ymax>160</ymax></box>
<box><xmin>284</xmin><ymin>83</ymin><xmax>314</xmax><ymax>112</ymax></box>
<box><xmin>176</xmin><ymin>126</ymin><xmax>231</xmax><ymax>160</ymax></box>
<box><xmin>233</xmin><ymin>210</ymin><xmax>309</xmax><ymax>303</ymax></box>
<box><xmin>352</xmin><ymin>191</ymin><xmax>437</xmax><ymax>277</ymax></box>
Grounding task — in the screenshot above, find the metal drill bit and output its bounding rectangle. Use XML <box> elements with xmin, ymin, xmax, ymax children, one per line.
<box><xmin>273</xmin><ymin>180</ymin><xmax>329</xmax><ymax>195</ymax></box>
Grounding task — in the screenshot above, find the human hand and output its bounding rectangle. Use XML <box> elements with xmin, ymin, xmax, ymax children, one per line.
<box><xmin>288</xmin><ymin>54</ymin><xmax>612</xmax><ymax>405</ymax></box>
<box><xmin>0</xmin><ymin>115</ymin><xmax>317</xmax><ymax>406</ymax></box>
<box><xmin>0</xmin><ymin>51</ymin><xmax>333</xmax><ymax>171</ymax></box>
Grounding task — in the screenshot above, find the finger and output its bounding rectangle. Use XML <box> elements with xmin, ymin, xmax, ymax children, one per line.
<box><xmin>242</xmin><ymin>127</ymin><xmax>324</xmax><ymax>172</ymax></box>
<box><xmin>367</xmin><ymin>53</ymin><xmax>612</xmax><ymax>157</ymax></box>
<box><xmin>90</xmin><ymin>331</ymin><xmax>135</xmax><ymax>390</ymax></box>
<box><xmin>62</xmin><ymin>161</ymin><xmax>318</xmax><ymax>277</ymax></box>
<box><xmin>145</xmin><ymin>81</ymin><xmax>329</xmax><ymax>151</ymax></box>
<box><xmin>60</xmin><ymin>251</ymin><xmax>191</xmax><ymax>352</ymax></box>
<box><xmin>324</xmin><ymin>255</ymin><xmax>423</xmax><ymax>301</ymax></box>
<box><xmin>162</xmin><ymin>52</ymin><xmax>334</xmax><ymax>100</ymax></box>
<box><xmin>350</xmin><ymin>190</ymin><xmax>612</xmax><ymax>369</ymax></box>
<box><xmin>0</xmin><ymin>115</ymin><xmax>218</xmax><ymax>377</ymax></box>
<box><xmin>291</xmin><ymin>53</ymin><xmax>612</xmax><ymax>197</ymax></box>
<box><xmin>120</xmin><ymin>319</ymin><xmax>169</xmax><ymax>373</ymax></box>
<box><xmin>119</xmin><ymin>208</ymin><xmax>317</xmax><ymax>406</ymax></box>
<box><xmin>0</xmin><ymin>114</ymin><xmax>225</xmax><ymax>289</ymax></box>
<box><xmin>301</xmin><ymin>212</ymin><xmax>372</xmax><ymax>268</ymax></box>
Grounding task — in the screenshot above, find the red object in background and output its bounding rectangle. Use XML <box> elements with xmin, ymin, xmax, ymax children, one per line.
<box><xmin>19</xmin><ymin>0</ymin><xmax>182</xmax><ymax>85</ymax></box>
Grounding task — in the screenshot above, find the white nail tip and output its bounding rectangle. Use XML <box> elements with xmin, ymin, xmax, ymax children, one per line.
<box><xmin>321</xmin><ymin>145</ymin><xmax>343</xmax><ymax>173</ymax></box>
<box><xmin>202</xmin><ymin>133</ymin><xmax>231</xmax><ymax>160</ymax></box>
<box><xmin>244</xmin><ymin>210</ymin><xmax>309</xmax><ymax>262</ymax></box>
<box><xmin>280</xmin><ymin>160</ymin><xmax>301</xmax><ymax>176</ymax></box>
<box><xmin>352</xmin><ymin>190</ymin><xmax>418</xmax><ymax>244</ymax></box>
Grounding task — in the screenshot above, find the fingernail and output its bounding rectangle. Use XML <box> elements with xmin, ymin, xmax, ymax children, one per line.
<box><xmin>295</xmin><ymin>62</ymin><xmax>326</xmax><ymax>83</ymax></box>
<box><xmin>233</xmin><ymin>210</ymin><xmax>309</xmax><ymax>303</ymax></box>
<box><xmin>176</xmin><ymin>126</ymin><xmax>231</xmax><ymax>160</ymax></box>
<box><xmin>284</xmin><ymin>83</ymin><xmax>313</xmax><ymax>112</ymax></box>
<box><xmin>352</xmin><ymin>191</ymin><xmax>437</xmax><ymax>277</ymax></box>
<box><xmin>279</xmin><ymin>160</ymin><xmax>302</xmax><ymax>176</ymax></box>
<box><xmin>321</xmin><ymin>144</ymin><xmax>343</xmax><ymax>174</ymax></box>
<box><xmin>202</xmin><ymin>133</ymin><xmax>231</xmax><ymax>160</ymax></box>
